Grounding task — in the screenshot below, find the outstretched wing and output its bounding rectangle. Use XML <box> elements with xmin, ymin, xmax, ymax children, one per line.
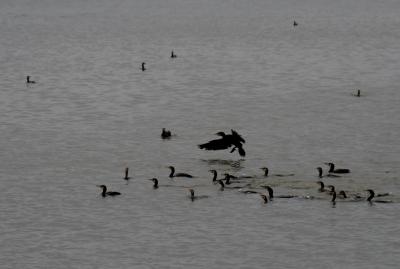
<box><xmin>198</xmin><ymin>138</ymin><xmax>232</xmax><ymax>150</ymax></box>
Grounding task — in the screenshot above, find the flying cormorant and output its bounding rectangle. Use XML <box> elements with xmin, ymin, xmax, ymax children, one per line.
<box><xmin>198</xmin><ymin>129</ymin><xmax>246</xmax><ymax>157</ymax></box>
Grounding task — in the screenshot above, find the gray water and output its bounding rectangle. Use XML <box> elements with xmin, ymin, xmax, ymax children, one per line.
<box><xmin>1</xmin><ymin>0</ymin><xmax>400</xmax><ymax>268</ymax></box>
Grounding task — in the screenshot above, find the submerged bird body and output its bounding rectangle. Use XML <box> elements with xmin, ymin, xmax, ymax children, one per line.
<box><xmin>97</xmin><ymin>185</ymin><xmax>121</xmax><ymax>197</ymax></box>
<box><xmin>168</xmin><ymin>166</ymin><xmax>193</xmax><ymax>178</ymax></box>
<box><xmin>151</xmin><ymin>178</ymin><xmax>159</xmax><ymax>189</ymax></box>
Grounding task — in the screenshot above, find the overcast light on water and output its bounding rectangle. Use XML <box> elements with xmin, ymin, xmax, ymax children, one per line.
<box><xmin>1</xmin><ymin>0</ymin><xmax>400</xmax><ymax>268</ymax></box>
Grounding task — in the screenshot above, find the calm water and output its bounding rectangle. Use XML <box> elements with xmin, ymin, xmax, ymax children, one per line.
<box><xmin>1</xmin><ymin>0</ymin><xmax>400</xmax><ymax>268</ymax></box>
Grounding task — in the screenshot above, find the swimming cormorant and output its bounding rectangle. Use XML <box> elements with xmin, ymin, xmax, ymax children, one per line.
<box><xmin>331</xmin><ymin>190</ymin><xmax>337</xmax><ymax>204</ymax></box>
<box><xmin>171</xmin><ymin>51</ymin><xmax>177</xmax><ymax>58</ymax></box>
<box><xmin>327</xmin><ymin>163</ymin><xmax>350</xmax><ymax>174</ymax></box>
<box><xmin>260</xmin><ymin>194</ymin><xmax>268</xmax><ymax>203</ymax></box>
<box><xmin>316</xmin><ymin>167</ymin><xmax>341</xmax><ymax>178</ymax></box>
<box><xmin>317</xmin><ymin>181</ymin><xmax>325</xmax><ymax>192</ymax></box>
<box><xmin>338</xmin><ymin>190</ymin><xmax>347</xmax><ymax>199</ymax></box>
<box><xmin>150</xmin><ymin>178</ymin><xmax>159</xmax><ymax>189</ymax></box>
<box><xmin>209</xmin><ymin>169</ymin><xmax>218</xmax><ymax>183</ymax></box>
<box><xmin>353</xmin><ymin>90</ymin><xmax>361</xmax><ymax>97</ymax></box>
<box><xmin>97</xmin><ymin>185</ymin><xmax>121</xmax><ymax>197</ymax></box>
<box><xmin>198</xmin><ymin>129</ymin><xmax>246</xmax><ymax>157</ymax></box>
<box><xmin>124</xmin><ymin>167</ymin><xmax>130</xmax><ymax>180</ymax></box>
<box><xmin>293</xmin><ymin>20</ymin><xmax>298</xmax><ymax>27</ymax></box>
<box><xmin>261</xmin><ymin>167</ymin><xmax>269</xmax><ymax>177</ymax></box>
<box><xmin>141</xmin><ymin>62</ymin><xmax>146</xmax><ymax>71</ymax></box>
<box><xmin>161</xmin><ymin>128</ymin><xmax>172</xmax><ymax>139</ymax></box>
<box><xmin>365</xmin><ymin>189</ymin><xmax>392</xmax><ymax>203</ymax></box>
<box><xmin>168</xmin><ymin>166</ymin><xmax>193</xmax><ymax>178</ymax></box>
<box><xmin>189</xmin><ymin>188</ymin><xmax>195</xmax><ymax>201</ymax></box>
<box><xmin>26</xmin><ymin>76</ymin><xmax>35</xmax><ymax>84</ymax></box>
<box><xmin>217</xmin><ymin>179</ymin><xmax>225</xmax><ymax>190</ymax></box>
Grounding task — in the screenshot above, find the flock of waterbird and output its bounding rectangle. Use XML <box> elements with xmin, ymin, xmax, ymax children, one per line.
<box><xmin>24</xmin><ymin>25</ymin><xmax>383</xmax><ymax>205</ymax></box>
<box><xmin>95</xmin><ymin>128</ymin><xmax>392</xmax><ymax>205</ymax></box>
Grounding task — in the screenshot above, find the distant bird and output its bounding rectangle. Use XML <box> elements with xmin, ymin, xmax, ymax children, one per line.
<box><xmin>263</xmin><ymin>186</ymin><xmax>296</xmax><ymax>199</ymax></box>
<box><xmin>317</xmin><ymin>181</ymin><xmax>325</xmax><ymax>192</ymax></box>
<box><xmin>26</xmin><ymin>76</ymin><xmax>35</xmax><ymax>84</ymax></box>
<box><xmin>316</xmin><ymin>167</ymin><xmax>341</xmax><ymax>178</ymax></box>
<box><xmin>188</xmin><ymin>188</ymin><xmax>195</xmax><ymax>201</ymax></box>
<box><xmin>353</xmin><ymin>90</ymin><xmax>361</xmax><ymax>97</ymax></box>
<box><xmin>331</xmin><ymin>190</ymin><xmax>337</xmax><ymax>204</ymax></box>
<box><xmin>261</xmin><ymin>167</ymin><xmax>269</xmax><ymax>177</ymax></box>
<box><xmin>150</xmin><ymin>178</ymin><xmax>159</xmax><ymax>189</ymax></box>
<box><xmin>141</xmin><ymin>62</ymin><xmax>146</xmax><ymax>71</ymax></box>
<box><xmin>260</xmin><ymin>194</ymin><xmax>269</xmax><ymax>204</ymax></box>
<box><xmin>198</xmin><ymin>129</ymin><xmax>246</xmax><ymax>157</ymax></box>
<box><xmin>161</xmin><ymin>128</ymin><xmax>172</xmax><ymax>139</ymax></box>
<box><xmin>97</xmin><ymin>185</ymin><xmax>121</xmax><ymax>197</ymax></box>
<box><xmin>124</xmin><ymin>167</ymin><xmax>130</xmax><ymax>180</ymax></box>
<box><xmin>209</xmin><ymin>169</ymin><xmax>218</xmax><ymax>183</ymax></box>
<box><xmin>171</xmin><ymin>51</ymin><xmax>177</xmax><ymax>58</ymax></box>
<box><xmin>293</xmin><ymin>20</ymin><xmax>298</xmax><ymax>27</ymax></box>
<box><xmin>217</xmin><ymin>179</ymin><xmax>225</xmax><ymax>191</ymax></box>
<box><xmin>365</xmin><ymin>189</ymin><xmax>392</xmax><ymax>203</ymax></box>
<box><xmin>168</xmin><ymin>166</ymin><xmax>193</xmax><ymax>178</ymax></box>
<box><xmin>326</xmin><ymin>163</ymin><xmax>350</xmax><ymax>174</ymax></box>
<box><xmin>338</xmin><ymin>190</ymin><xmax>347</xmax><ymax>199</ymax></box>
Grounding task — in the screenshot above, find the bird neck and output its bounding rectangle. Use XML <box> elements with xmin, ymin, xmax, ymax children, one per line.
<box><xmin>169</xmin><ymin>167</ymin><xmax>175</xmax><ymax>177</ymax></box>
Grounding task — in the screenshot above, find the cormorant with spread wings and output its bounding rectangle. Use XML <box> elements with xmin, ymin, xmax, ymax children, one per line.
<box><xmin>198</xmin><ymin>129</ymin><xmax>246</xmax><ymax>157</ymax></box>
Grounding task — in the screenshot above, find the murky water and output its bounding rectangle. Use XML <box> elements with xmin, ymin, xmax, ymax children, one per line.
<box><xmin>1</xmin><ymin>0</ymin><xmax>399</xmax><ymax>268</ymax></box>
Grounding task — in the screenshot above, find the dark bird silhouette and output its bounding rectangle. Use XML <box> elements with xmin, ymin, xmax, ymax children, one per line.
<box><xmin>260</xmin><ymin>194</ymin><xmax>269</xmax><ymax>203</ymax></box>
<box><xmin>171</xmin><ymin>51</ymin><xmax>177</xmax><ymax>58</ymax></box>
<box><xmin>217</xmin><ymin>179</ymin><xmax>225</xmax><ymax>191</ymax></box>
<box><xmin>188</xmin><ymin>188</ymin><xmax>196</xmax><ymax>201</ymax></box>
<box><xmin>97</xmin><ymin>185</ymin><xmax>121</xmax><ymax>197</ymax></box>
<box><xmin>124</xmin><ymin>167</ymin><xmax>130</xmax><ymax>180</ymax></box>
<box><xmin>365</xmin><ymin>189</ymin><xmax>392</xmax><ymax>203</ymax></box>
<box><xmin>331</xmin><ymin>190</ymin><xmax>337</xmax><ymax>204</ymax></box>
<box><xmin>326</xmin><ymin>163</ymin><xmax>350</xmax><ymax>174</ymax></box>
<box><xmin>150</xmin><ymin>178</ymin><xmax>158</xmax><ymax>189</ymax></box>
<box><xmin>209</xmin><ymin>169</ymin><xmax>218</xmax><ymax>183</ymax></box>
<box><xmin>338</xmin><ymin>190</ymin><xmax>347</xmax><ymax>199</ymax></box>
<box><xmin>168</xmin><ymin>166</ymin><xmax>193</xmax><ymax>178</ymax></box>
<box><xmin>26</xmin><ymin>76</ymin><xmax>36</xmax><ymax>84</ymax></box>
<box><xmin>293</xmin><ymin>20</ymin><xmax>298</xmax><ymax>27</ymax></box>
<box><xmin>353</xmin><ymin>90</ymin><xmax>361</xmax><ymax>97</ymax></box>
<box><xmin>198</xmin><ymin>129</ymin><xmax>246</xmax><ymax>157</ymax></box>
<box><xmin>263</xmin><ymin>186</ymin><xmax>296</xmax><ymax>199</ymax></box>
<box><xmin>317</xmin><ymin>181</ymin><xmax>326</xmax><ymax>192</ymax></box>
<box><xmin>316</xmin><ymin>167</ymin><xmax>341</xmax><ymax>178</ymax></box>
<box><xmin>161</xmin><ymin>128</ymin><xmax>172</xmax><ymax>139</ymax></box>
<box><xmin>141</xmin><ymin>62</ymin><xmax>146</xmax><ymax>71</ymax></box>
<box><xmin>261</xmin><ymin>167</ymin><xmax>269</xmax><ymax>177</ymax></box>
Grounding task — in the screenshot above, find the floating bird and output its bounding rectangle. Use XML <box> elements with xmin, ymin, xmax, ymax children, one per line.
<box><xmin>161</xmin><ymin>128</ymin><xmax>172</xmax><ymax>139</ymax></box>
<box><xmin>338</xmin><ymin>190</ymin><xmax>347</xmax><ymax>199</ymax></box>
<box><xmin>293</xmin><ymin>20</ymin><xmax>298</xmax><ymax>27</ymax></box>
<box><xmin>317</xmin><ymin>181</ymin><xmax>326</xmax><ymax>192</ymax></box>
<box><xmin>326</xmin><ymin>163</ymin><xmax>350</xmax><ymax>174</ymax></box>
<box><xmin>97</xmin><ymin>185</ymin><xmax>121</xmax><ymax>197</ymax></box>
<box><xmin>171</xmin><ymin>51</ymin><xmax>177</xmax><ymax>58</ymax></box>
<box><xmin>141</xmin><ymin>62</ymin><xmax>146</xmax><ymax>71</ymax></box>
<box><xmin>366</xmin><ymin>189</ymin><xmax>392</xmax><ymax>203</ymax></box>
<box><xmin>149</xmin><ymin>178</ymin><xmax>158</xmax><ymax>189</ymax></box>
<box><xmin>331</xmin><ymin>190</ymin><xmax>337</xmax><ymax>204</ymax></box>
<box><xmin>209</xmin><ymin>169</ymin><xmax>218</xmax><ymax>183</ymax></box>
<box><xmin>263</xmin><ymin>186</ymin><xmax>296</xmax><ymax>199</ymax></box>
<box><xmin>353</xmin><ymin>90</ymin><xmax>361</xmax><ymax>97</ymax></box>
<box><xmin>124</xmin><ymin>167</ymin><xmax>130</xmax><ymax>180</ymax></box>
<box><xmin>188</xmin><ymin>189</ymin><xmax>195</xmax><ymax>201</ymax></box>
<box><xmin>316</xmin><ymin>167</ymin><xmax>341</xmax><ymax>178</ymax></box>
<box><xmin>260</xmin><ymin>194</ymin><xmax>269</xmax><ymax>203</ymax></box>
<box><xmin>217</xmin><ymin>179</ymin><xmax>225</xmax><ymax>191</ymax></box>
<box><xmin>26</xmin><ymin>76</ymin><xmax>35</xmax><ymax>84</ymax></box>
<box><xmin>198</xmin><ymin>129</ymin><xmax>246</xmax><ymax>157</ymax></box>
<box><xmin>261</xmin><ymin>167</ymin><xmax>269</xmax><ymax>177</ymax></box>
<box><xmin>168</xmin><ymin>166</ymin><xmax>193</xmax><ymax>178</ymax></box>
